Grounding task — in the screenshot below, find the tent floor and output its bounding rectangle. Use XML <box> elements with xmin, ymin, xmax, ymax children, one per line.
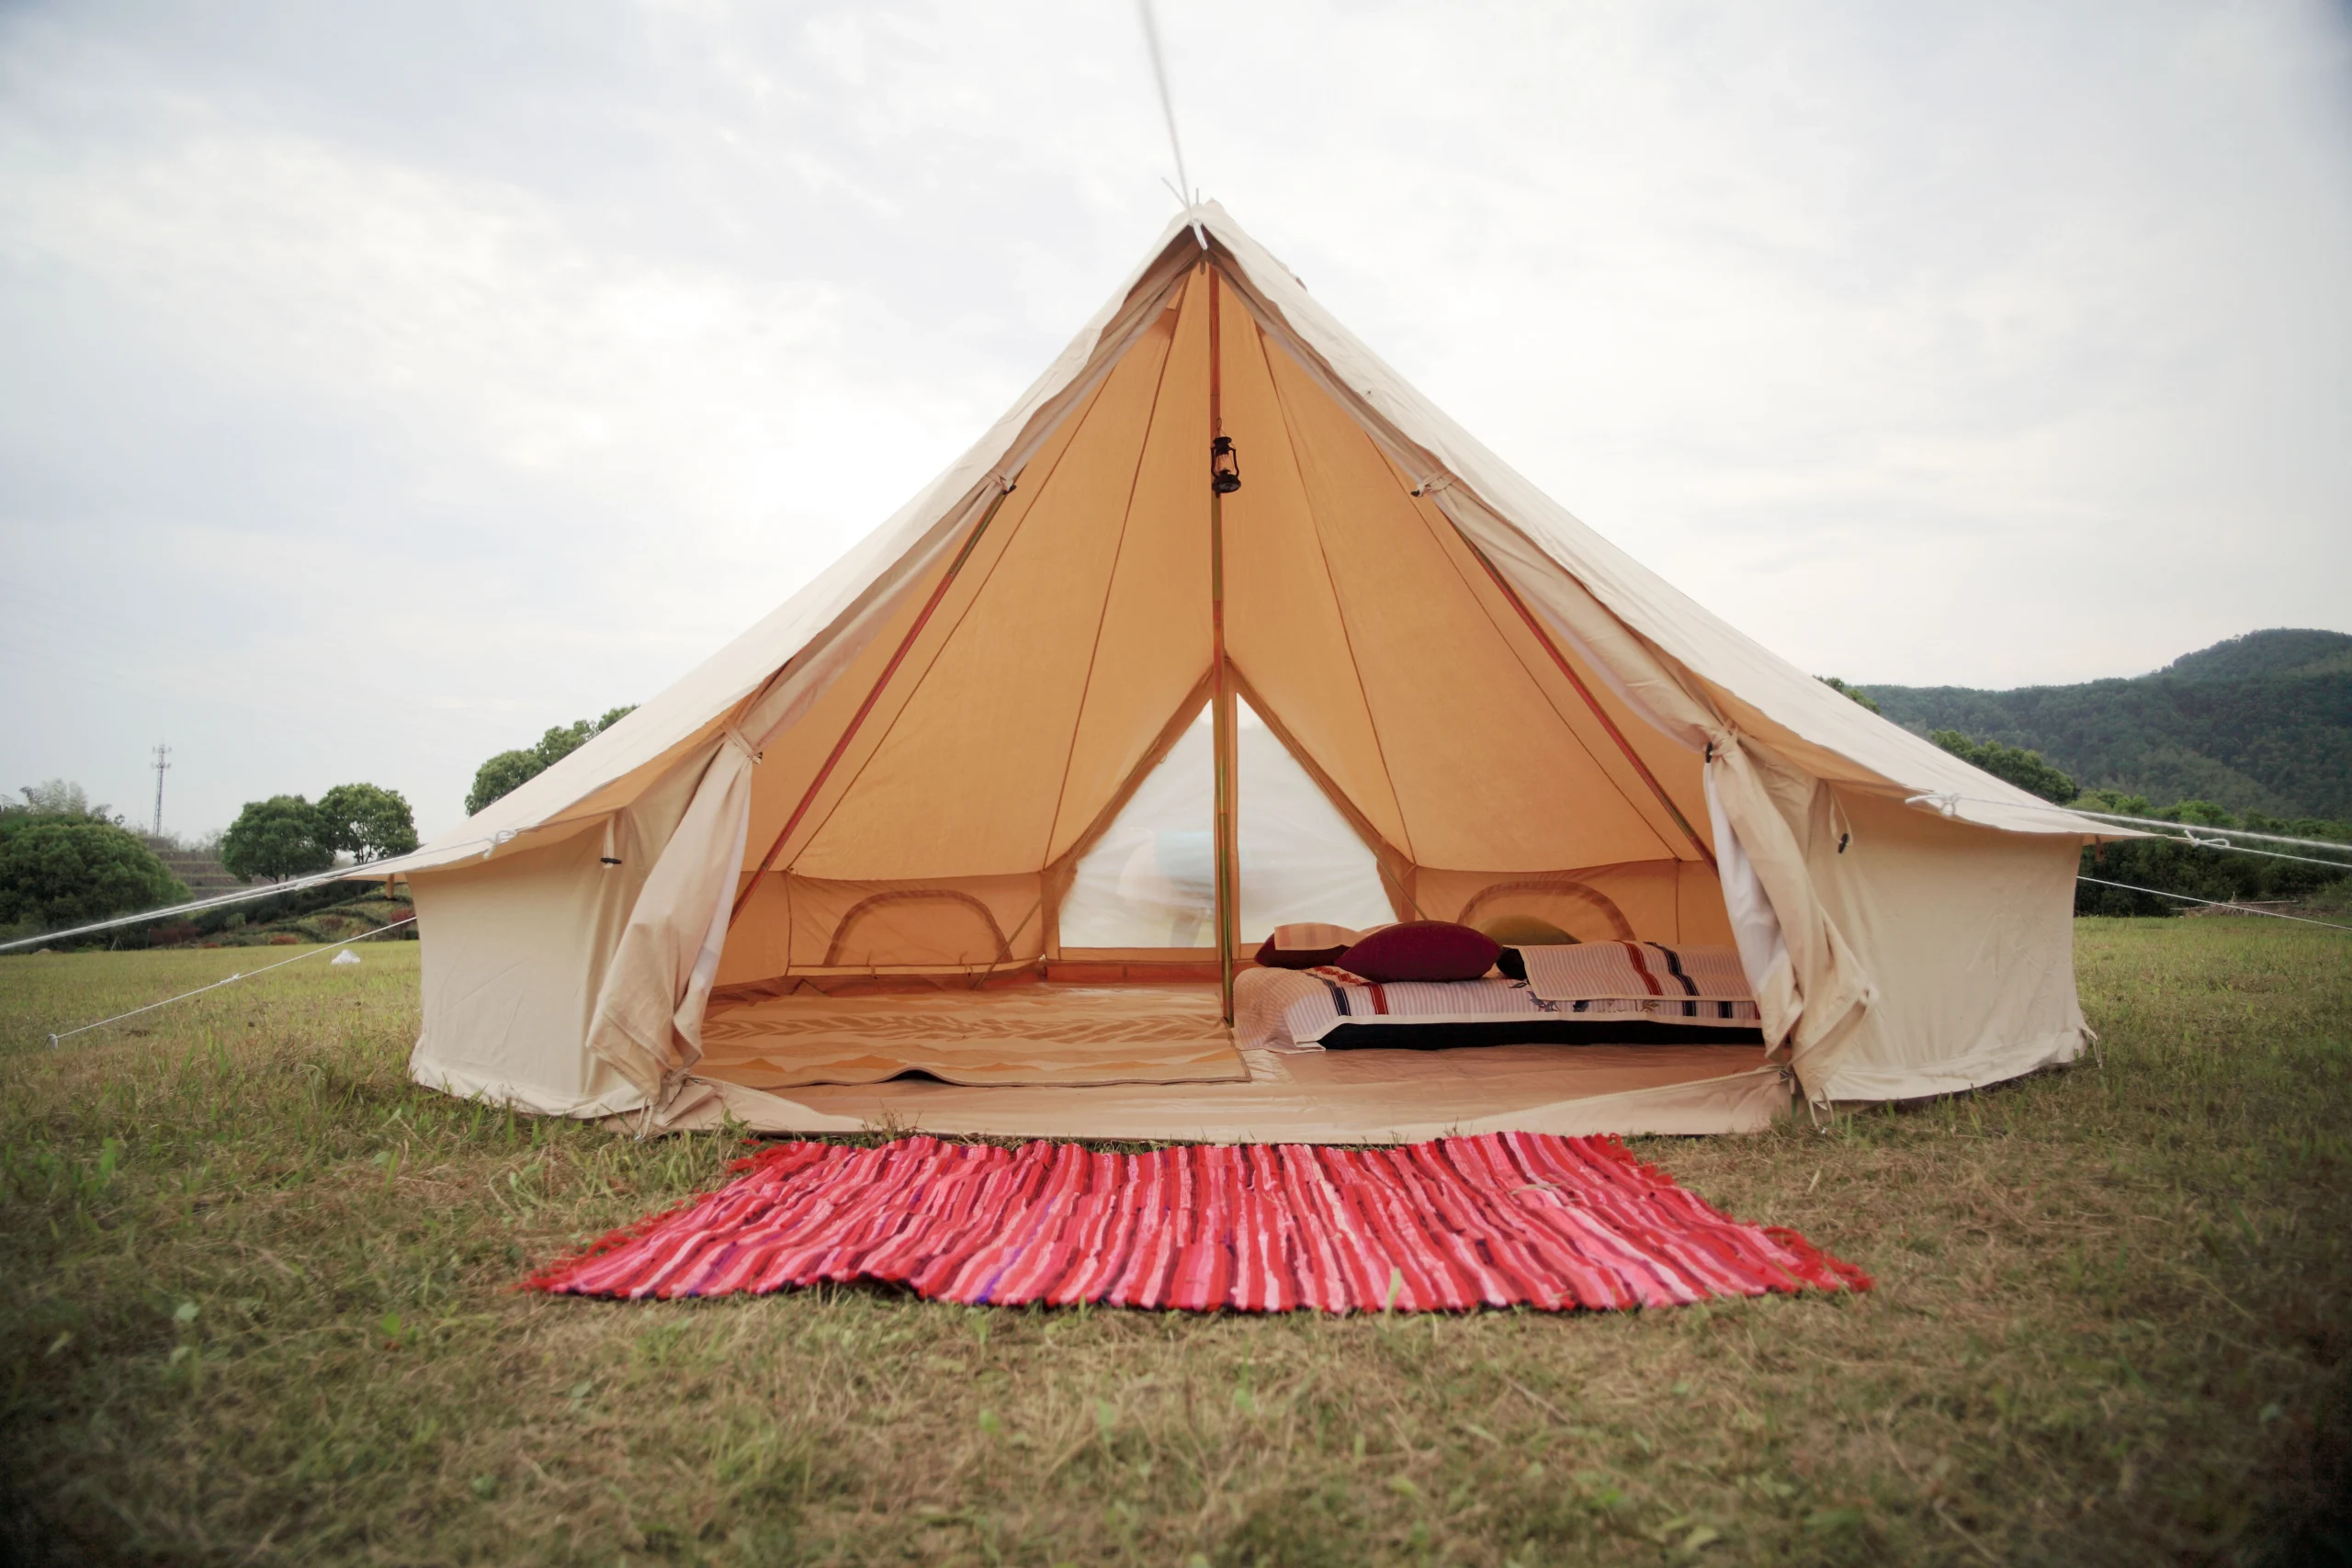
<box><xmin>701</xmin><ymin>983</ymin><xmax>1249</xmax><ymax>1089</ymax></box>
<box><xmin>677</xmin><ymin>984</ymin><xmax>1786</xmax><ymax>1141</ymax></box>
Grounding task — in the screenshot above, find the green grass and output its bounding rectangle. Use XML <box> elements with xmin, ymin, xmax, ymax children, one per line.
<box><xmin>2</xmin><ymin>920</ymin><xmax>2347</xmax><ymax>1565</ymax></box>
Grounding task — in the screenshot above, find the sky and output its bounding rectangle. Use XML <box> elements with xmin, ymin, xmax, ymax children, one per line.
<box><xmin>2</xmin><ymin>1</ymin><xmax>2347</xmax><ymax>840</ymax></box>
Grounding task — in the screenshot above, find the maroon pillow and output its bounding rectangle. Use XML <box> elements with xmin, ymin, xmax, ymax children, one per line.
<box><xmin>1253</xmin><ymin>934</ymin><xmax>1351</xmax><ymax>970</ymax></box>
<box><xmin>1338</xmin><ymin>921</ymin><xmax>1501</xmax><ymax>983</ymax></box>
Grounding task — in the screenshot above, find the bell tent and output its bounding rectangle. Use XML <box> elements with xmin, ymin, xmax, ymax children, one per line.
<box><xmin>391</xmin><ymin>205</ymin><xmax>2101</xmax><ymax>1141</ymax></box>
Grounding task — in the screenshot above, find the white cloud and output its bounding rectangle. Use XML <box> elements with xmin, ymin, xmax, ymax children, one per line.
<box><xmin>0</xmin><ymin>0</ymin><xmax>2346</xmax><ymax>834</ymax></box>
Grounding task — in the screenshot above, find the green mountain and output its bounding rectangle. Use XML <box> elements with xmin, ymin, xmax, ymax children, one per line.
<box><xmin>1858</xmin><ymin>628</ymin><xmax>2352</xmax><ymax>820</ymax></box>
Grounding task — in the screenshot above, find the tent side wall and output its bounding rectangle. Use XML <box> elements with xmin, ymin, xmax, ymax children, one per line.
<box><xmin>1809</xmin><ymin>788</ymin><xmax>2088</xmax><ymax>1100</ymax></box>
<box><xmin>408</xmin><ymin>749</ymin><xmax>707</xmax><ymax>1116</ymax></box>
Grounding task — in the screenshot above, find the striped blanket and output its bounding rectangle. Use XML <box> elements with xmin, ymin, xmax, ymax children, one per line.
<box><xmin>1279</xmin><ymin>974</ymin><xmax>1758</xmax><ymax>1049</ymax></box>
<box><xmin>1519</xmin><ymin>942</ymin><xmax>1755</xmax><ymax>1017</ymax></box>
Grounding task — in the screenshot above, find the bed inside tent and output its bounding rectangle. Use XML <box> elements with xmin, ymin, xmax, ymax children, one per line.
<box><xmin>401</xmin><ymin>209</ymin><xmax>2098</xmax><ymax>1141</ymax></box>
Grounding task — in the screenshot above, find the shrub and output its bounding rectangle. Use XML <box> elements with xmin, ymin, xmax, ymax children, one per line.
<box><xmin>0</xmin><ymin>813</ymin><xmax>188</xmax><ymax>929</ymax></box>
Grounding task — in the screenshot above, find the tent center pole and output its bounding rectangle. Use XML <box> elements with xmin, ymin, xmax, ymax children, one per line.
<box><xmin>1207</xmin><ymin>265</ymin><xmax>1239</xmax><ymax>1026</ymax></box>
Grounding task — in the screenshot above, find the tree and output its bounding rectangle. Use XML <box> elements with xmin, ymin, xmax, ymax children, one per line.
<box><xmin>13</xmin><ymin>779</ymin><xmax>114</xmax><ymax>819</ymax></box>
<box><xmin>0</xmin><ymin>815</ymin><xmax>187</xmax><ymax>928</ymax></box>
<box><xmin>1817</xmin><ymin>677</ymin><xmax>1881</xmax><ymax>715</ymax></box>
<box><xmin>220</xmin><ymin>795</ymin><xmax>335</xmax><ymax>882</ymax></box>
<box><xmin>462</xmin><ymin>749</ymin><xmax>545</xmax><ymax>819</ymax></box>
<box><xmin>316</xmin><ymin>783</ymin><xmax>419</xmax><ymax>862</ymax></box>
<box><xmin>1928</xmin><ymin>729</ymin><xmax>2078</xmax><ymax>806</ymax></box>
<box><xmin>464</xmin><ymin>705</ymin><xmax>637</xmax><ymax>816</ymax></box>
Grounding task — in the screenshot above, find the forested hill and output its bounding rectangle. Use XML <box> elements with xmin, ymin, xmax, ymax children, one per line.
<box><xmin>1858</xmin><ymin>628</ymin><xmax>2352</xmax><ymax>819</ymax></box>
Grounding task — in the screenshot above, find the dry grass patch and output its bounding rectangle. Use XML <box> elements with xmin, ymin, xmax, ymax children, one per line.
<box><xmin>1</xmin><ymin>921</ymin><xmax>2347</xmax><ymax>1565</ymax></box>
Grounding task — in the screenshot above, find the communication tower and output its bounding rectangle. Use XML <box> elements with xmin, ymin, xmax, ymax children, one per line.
<box><xmin>151</xmin><ymin>744</ymin><xmax>171</xmax><ymax>838</ymax></box>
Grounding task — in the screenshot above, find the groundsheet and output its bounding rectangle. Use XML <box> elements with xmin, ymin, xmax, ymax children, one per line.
<box><xmin>698</xmin><ymin>985</ymin><xmax>1248</xmax><ymax>1088</ymax></box>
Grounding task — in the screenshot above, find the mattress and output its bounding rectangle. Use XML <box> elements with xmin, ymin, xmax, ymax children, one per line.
<box><xmin>1238</xmin><ymin>947</ymin><xmax>1763</xmax><ymax>1053</ymax></box>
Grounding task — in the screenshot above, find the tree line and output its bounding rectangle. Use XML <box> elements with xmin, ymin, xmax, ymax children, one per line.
<box><xmin>1818</xmin><ymin>678</ymin><xmax>2351</xmax><ymax>915</ymax></box>
<box><xmin>1</xmin><ymin>703</ymin><xmax>637</xmax><ymax>943</ymax></box>
<box><xmin>0</xmin><ymin>778</ymin><xmax>419</xmax><ymax>938</ymax></box>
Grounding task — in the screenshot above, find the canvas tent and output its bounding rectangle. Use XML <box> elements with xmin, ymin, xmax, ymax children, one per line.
<box><xmin>392</xmin><ymin>204</ymin><xmax>2102</xmax><ymax>1140</ymax></box>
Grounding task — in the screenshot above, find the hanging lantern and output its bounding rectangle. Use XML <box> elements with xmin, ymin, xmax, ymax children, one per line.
<box><xmin>1210</xmin><ymin>434</ymin><xmax>1242</xmax><ymax>494</ymax></box>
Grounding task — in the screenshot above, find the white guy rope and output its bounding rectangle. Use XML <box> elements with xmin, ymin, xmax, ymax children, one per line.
<box><xmin>2064</xmin><ymin>807</ymin><xmax>2352</xmax><ymax>852</ymax></box>
<box><xmin>42</xmin><ymin>916</ymin><xmax>418</xmax><ymax>1048</ymax></box>
<box><xmin>0</xmin><ymin>834</ymin><xmax>497</xmax><ymax>953</ymax></box>
<box><xmin>1136</xmin><ymin>0</ymin><xmax>1203</xmax><ymax>241</ymax></box>
<box><xmin>2076</xmin><ymin>876</ymin><xmax>2352</xmax><ymax>931</ymax></box>
<box><xmin>1909</xmin><ymin>792</ymin><xmax>2352</xmax><ymax>856</ymax></box>
<box><xmin>2155</xmin><ymin>840</ymin><xmax>2352</xmax><ymax>871</ymax></box>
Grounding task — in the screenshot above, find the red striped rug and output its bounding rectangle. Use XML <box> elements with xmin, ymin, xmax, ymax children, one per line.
<box><xmin>526</xmin><ymin>1133</ymin><xmax>1871</xmax><ymax>1312</ymax></box>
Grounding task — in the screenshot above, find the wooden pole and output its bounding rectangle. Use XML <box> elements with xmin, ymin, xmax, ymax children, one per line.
<box><xmin>1207</xmin><ymin>266</ymin><xmax>1240</xmax><ymax>1025</ymax></box>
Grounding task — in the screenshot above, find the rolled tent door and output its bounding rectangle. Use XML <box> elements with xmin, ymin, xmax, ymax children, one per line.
<box><xmin>1701</xmin><ymin>738</ymin><xmax>1875</xmax><ymax>1096</ymax></box>
<box><xmin>1434</xmin><ymin>484</ymin><xmax>1876</xmax><ymax>1095</ymax></box>
<box><xmin>582</xmin><ymin>732</ymin><xmax>758</xmax><ymax>1104</ymax></box>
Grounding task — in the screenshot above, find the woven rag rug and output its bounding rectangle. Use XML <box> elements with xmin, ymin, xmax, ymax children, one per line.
<box><xmin>527</xmin><ymin>1133</ymin><xmax>1871</xmax><ymax>1312</ymax></box>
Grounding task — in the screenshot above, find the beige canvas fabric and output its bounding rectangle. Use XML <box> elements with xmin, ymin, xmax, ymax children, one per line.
<box><xmin>671</xmin><ymin>1046</ymin><xmax>1792</xmax><ymax>1143</ymax></box>
<box><xmin>401</xmin><ymin>203</ymin><xmax>2110</xmax><ymax>1127</ymax></box>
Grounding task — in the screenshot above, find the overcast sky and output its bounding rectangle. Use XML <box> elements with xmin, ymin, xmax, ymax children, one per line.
<box><xmin>3</xmin><ymin>1</ymin><xmax>2346</xmax><ymax>840</ymax></box>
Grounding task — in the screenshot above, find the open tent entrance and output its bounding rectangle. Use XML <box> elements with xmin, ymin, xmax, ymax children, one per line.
<box><xmin>666</xmin><ymin>254</ymin><xmax>1778</xmax><ymax>1127</ymax></box>
<box><xmin>1058</xmin><ymin>695</ymin><xmax>1397</xmax><ymax>953</ymax></box>
<box><xmin>396</xmin><ymin>211</ymin><xmax>2100</xmax><ymax>1139</ymax></box>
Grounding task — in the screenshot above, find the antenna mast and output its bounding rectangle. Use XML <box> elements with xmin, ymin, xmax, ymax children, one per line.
<box><xmin>151</xmin><ymin>744</ymin><xmax>171</xmax><ymax>838</ymax></box>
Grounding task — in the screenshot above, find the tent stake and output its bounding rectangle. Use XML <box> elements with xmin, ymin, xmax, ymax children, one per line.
<box><xmin>1208</xmin><ymin>265</ymin><xmax>1240</xmax><ymax>1025</ymax></box>
<box><xmin>729</xmin><ymin>483</ymin><xmax>1015</xmax><ymax>925</ymax></box>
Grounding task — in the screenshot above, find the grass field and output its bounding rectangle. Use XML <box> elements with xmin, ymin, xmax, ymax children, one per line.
<box><xmin>2</xmin><ymin>920</ymin><xmax>2347</xmax><ymax>1566</ymax></box>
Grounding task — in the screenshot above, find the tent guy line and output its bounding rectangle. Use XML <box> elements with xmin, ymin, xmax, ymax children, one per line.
<box><xmin>1910</xmin><ymin>795</ymin><xmax>2352</xmax><ymax>855</ymax></box>
<box><xmin>41</xmin><ymin>916</ymin><xmax>418</xmax><ymax>1048</ymax></box>
<box><xmin>7</xmin><ymin>788</ymin><xmax>2339</xmax><ymax>960</ymax></box>
<box><xmin>2074</xmin><ymin>877</ymin><xmax>2352</xmax><ymax>931</ymax></box>
<box><xmin>0</xmin><ymin>838</ymin><xmax>492</xmax><ymax>953</ymax></box>
<box><xmin>1134</xmin><ymin>0</ymin><xmax>1194</xmax><ymax>226</ymax></box>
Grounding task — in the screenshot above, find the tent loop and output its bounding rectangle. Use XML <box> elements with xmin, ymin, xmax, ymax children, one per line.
<box><xmin>1906</xmin><ymin>791</ymin><xmax>1962</xmax><ymax>818</ymax></box>
<box><xmin>1410</xmin><ymin>474</ymin><xmax>1453</xmax><ymax>498</ymax></box>
<box><xmin>1158</xmin><ymin>180</ymin><xmax>1209</xmax><ymax>249</ymax></box>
